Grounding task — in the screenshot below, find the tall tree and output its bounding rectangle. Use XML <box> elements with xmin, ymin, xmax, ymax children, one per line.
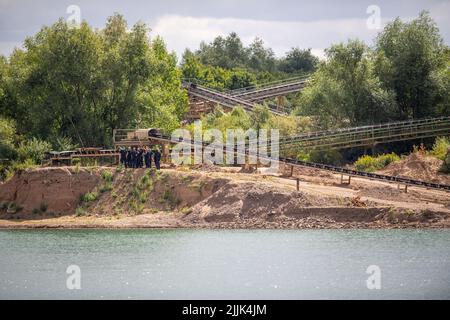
<box><xmin>278</xmin><ymin>48</ymin><xmax>319</xmax><ymax>74</ymax></box>
<box><xmin>298</xmin><ymin>40</ymin><xmax>396</xmax><ymax>128</ymax></box>
<box><xmin>375</xmin><ymin>11</ymin><xmax>448</xmax><ymax>118</ymax></box>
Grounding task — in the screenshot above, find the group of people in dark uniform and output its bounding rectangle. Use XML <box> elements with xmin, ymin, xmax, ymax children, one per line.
<box><xmin>119</xmin><ymin>147</ymin><xmax>162</xmax><ymax>170</ymax></box>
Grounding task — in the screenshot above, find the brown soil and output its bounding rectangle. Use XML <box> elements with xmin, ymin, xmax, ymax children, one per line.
<box><xmin>0</xmin><ymin>165</ymin><xmax>449</xmax><ymax>229</ymax></box>
<box><xmin>378</xmin><ymin>152</ymin><xmax>450</xmax><ymax>184</ymax></box>
<box><xmin>0</xmin><ymin>167</ymin><xmax>100</xmax><ymax>216</ymax></box>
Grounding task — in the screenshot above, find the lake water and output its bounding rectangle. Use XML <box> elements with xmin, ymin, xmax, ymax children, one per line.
<box><xmin>0</xmin><ymin>229</ymin><xmax>449</xmax><ymax>299</ymax></box>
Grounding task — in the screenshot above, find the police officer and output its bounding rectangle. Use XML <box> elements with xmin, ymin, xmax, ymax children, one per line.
<box><xmin>119</xmin><ymin>148</ymin><xmax>126</xmax><ymax>166</ymax></box>
<box><xmin>144</xmin><ymin>148</ymin><xmax>152</xmax><ymax>168</ymax></box>
<box><xmin>126</xmin><ymin>147</ymin><xmax>132</xmax><ymax>168</ymax></box>
<box><xmin>153</xmin><ymin>148</ymin><xmax>161</xmax><ymax>170</ymax></box>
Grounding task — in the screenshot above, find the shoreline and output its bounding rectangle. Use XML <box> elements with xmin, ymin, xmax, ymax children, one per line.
<box><xmin>1</xmin><ymin>166</ymin><xmax>449</xmax><ymax>230</ymax></box>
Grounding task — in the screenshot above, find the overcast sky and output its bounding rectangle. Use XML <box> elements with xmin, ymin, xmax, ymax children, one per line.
<box><xmin>1</xmin><ymin>0</ymin><xmax>449</xmax><ymax>60</ymax></box>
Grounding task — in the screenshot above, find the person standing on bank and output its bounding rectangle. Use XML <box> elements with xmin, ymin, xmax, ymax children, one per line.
<box><xmin>144</xmin><ymin>148</ymin><xmax>152</xmax><ymax>168</ymax></box>
<box><xmin>153</xmin><ymin>148</ymin><xmax>161</xmax><ymax>170</ymax></box>
<box><xmin>126</xmin><ymin>148</ymin><xmax>132</xmax><ymax>168</ymax></box>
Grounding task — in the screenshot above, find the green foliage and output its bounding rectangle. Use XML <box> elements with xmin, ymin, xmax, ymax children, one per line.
<box><xmin>17</xmin><ymin>138</ymin><xmax>51</xmax><ymax>164</ymax></box>
<box><xmin>185</xmin><ymin>33</ymin><xmax>317</xmax><ymax>75</ymax></box>
<box><xmin>81</xmin><ymin>192</ymin><xmax>98</xmax><ymax>203</ymax></box>
<box><xmin>101</xmin><ymin>170</ymin><xmax>113</xmax><ymax>182</ymax></box>
<box><xmin>0</xmin><ymin>14</ymin><xmax>188</xmax><ymax>147</ymax></box>
<box><xmin>0</xmin><ymin>117</ymin><xmax>18</xmax><ymax>161</ymax></box>
<box><xmin>354</xmin><ymin>153</ymin><xmax>400</xmax><ymax>172</ymax></box>
<box><xmin>375</xmin><ymin>11</ymin><xmax>448</xmax><ymax>118</ymax></box>
<box><xmin>50</xmin><ymin>136</ymin><xmax>78</xmax><ymax>151</ymax></box>
<box><xmin>430</xmin><ymin>136</ymin><xmax>450</xmax><ymax>160</ymax></box>
<box><xmin>297</xmin><ymin>39</ymin><xmax>397</xmax><ymax>129</ymax></box>
<box><xmin>278</xmin><ymin>48</ymin><xmax>319</xmax><ymax>73</ymax></box>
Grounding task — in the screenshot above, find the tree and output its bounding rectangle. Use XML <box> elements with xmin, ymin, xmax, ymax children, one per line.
<box><xmin>278</xmin><ymin>48</ymin><xmax>319</xmax><ymax>74</ymax></box>
<box><xmin>375</xmin><ymin>11</ymin><xmax>448</xmax><ymax>118</ymax></box>
<box><xmin>247</xmin><ymin>37</ymin><xmax>276</xmax><ymax>72</ymax></box>
<box><xmin>298</xmin><ymin>40</ymin><xmax>397</xmax><ymax>128</ymax></box>
<box><xmin>138</xmin><ymin>36</ymin><xmax>188</xmax><ymax>133</ymax></box>
<box><xmin>0</xmin><ymin>117</ymin><xmax>18</xmax><ymax>161</ymax></box>
<box><xmin>0</xmin><ymin>14</ymin><xmax>189</xmax><ymax>147</ymax></box>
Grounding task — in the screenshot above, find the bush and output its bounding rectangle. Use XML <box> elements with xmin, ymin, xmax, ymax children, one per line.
<box><xmin>81</xmin><ymin>192</ymin><xmax>98</xmax><ymax>203</ymax></box>
<box><xmin>354</xmin><ymin>153</ymin><xmax>400</xmax><ymax>172</ymax></box>
<box><xmin>17</xmin><ymin>138</ymin><xmax>51</xmax><ymax>164</ymax></box>
<box><xmin>430</xmin><ymin>137</ymin><xmax>450</xmax><ymax>160</ymax></box>
<box><xmin>101</xmin><ymin>170</ymin><xmax>113</xmax><ymax>182</ymax></box>
<box><xmin>50</xmin><ymin>135</ymin><xmax>78</xmax><ymax>152</ymax></box>
<box><xmin>11</xmin><ymin>159</ymin><xmax>37</xmax><ymax>171</ymax></box>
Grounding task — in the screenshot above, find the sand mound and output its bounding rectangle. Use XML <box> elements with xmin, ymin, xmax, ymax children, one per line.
<box><xmin>185</xmin><ymin>181</ymin><xmax>339</xmax><ymax>223</ymax></box>
<box><xmin>0</xmin><ymin>167</ymin><xmax>100</xmax><ymax>216</ymax></box>
<box><xmin>378</xmin><ymin>153</ymin><xmax>450</xmax><ymax>184</ymax></box>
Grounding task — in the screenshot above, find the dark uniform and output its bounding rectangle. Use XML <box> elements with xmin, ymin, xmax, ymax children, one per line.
<box><xmin>154</xmin><ymin>149</ymin><xmax>161</xmax><ymax>170</ymax></box>
<box><xmin>144</xmin><ymin>149</ymin><xmax>152</xmax><ymax>168</ymax></box>
<box><xmin>126</xmin><ymin>148</ymin><xmax>132</xmax><ymax>168</ymax></box>
<box><xmin>119</xmin><ymin>148</ymin><xmax>126</xmax><ymax>166</ymax></box>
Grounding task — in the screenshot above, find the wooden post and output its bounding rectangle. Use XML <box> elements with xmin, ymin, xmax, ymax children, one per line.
<box><xmin>296</xmin><ymin>178</ymin><xmax>300</xmax><ymax>191</ymax></box>
<box><xmin>290</xmin><ymin>165</ymin><xmax>294</xmax><ymax>177</ymax></box>
<box><xmin>276</xmin><ymin>96</ymin><xmax>284</xmax><ymax>111</ymax></box>
<box><xmin>398</xmin><ymin>184</ymin><xmax>408</xmax><ymax>193</ymax></box>
<box><xmin>340</xmin><ymin>174</ymin><xmax>351</xmax><ymax>185</ymax></box>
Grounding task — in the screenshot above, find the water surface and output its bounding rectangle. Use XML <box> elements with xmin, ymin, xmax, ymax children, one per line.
<box><xmin>0</xmin><ymin>229</ymin><xmax>449</xmax><ymax>299</ymax></box>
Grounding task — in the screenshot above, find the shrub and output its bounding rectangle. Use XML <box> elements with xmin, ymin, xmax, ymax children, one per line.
<box><xmin>81</xmin><ymin>192</ymin><xmax>98</xmax><ymax>203</ymax></box>
<box><xmin>11</xmin><ymin>159</ymin><xmax>36</xmax><ymax>172</ymax></box>
<box><xmin>101</xmin><ymin>170</ymin><xmax>113</xmax><ymax>182</ymax></box>
<box><xmin>430</xmin><ymin>137</ymin><xmax>450</xmax><ymax>160</ymax></box>
<box><xmin>354</xmin><ymin>153</ymin><xmax>400</xmax><ymax>172</ymax></box>
<box><xmin>50</xmin><ymin>135</ymin><xmax>78</xmax><ymax>152</ymax></box>
<box><xmin>17</xmin><ymin>138</ymin><xmax>51</xmax><ymax>164</ymax></box>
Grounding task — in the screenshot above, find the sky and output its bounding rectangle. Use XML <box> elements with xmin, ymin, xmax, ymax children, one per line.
<box><xmin>0</xmin><ymin>0</ymin><xmax>449</xmax><ymax>60</ymax></box>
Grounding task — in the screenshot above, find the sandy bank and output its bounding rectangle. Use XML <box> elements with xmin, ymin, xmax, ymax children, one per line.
<box><xmin>0</xmin><ymin>166</ymin><xmax>449</xmax><ymax>229</ymax></box>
